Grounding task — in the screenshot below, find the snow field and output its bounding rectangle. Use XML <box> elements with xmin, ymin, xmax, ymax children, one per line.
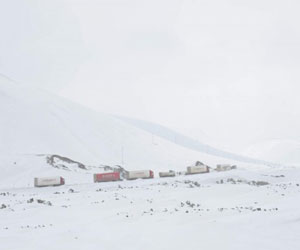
<box><xmin>1</xmin><ymin>166</ymin><xmax>300</xmax><ymax>250</ymax></box>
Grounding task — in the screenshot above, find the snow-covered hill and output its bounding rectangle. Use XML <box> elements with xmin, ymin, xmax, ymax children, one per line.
<box><xmin>244</xmin><ymin>139</ymin><xmax>300</xmax><ymax>166</ymax></box>
<box><xmin>1</xmin><ymin>76</ymin><xmax>300</xmax><ymax>249</ymax></box>
<box><xmin>116</xmin><ymin>116</ymin><xmax>280</xmax><ymax>166</ymax></box>
<box><xmin>0</xmin><ymin>74</ymin><xmax>282</xmax><ymax>189</ymax></box>
<box><xmin>0</xmin><ymin>75</ymin><xmax>205</xmax><ymax>168</ymax></box>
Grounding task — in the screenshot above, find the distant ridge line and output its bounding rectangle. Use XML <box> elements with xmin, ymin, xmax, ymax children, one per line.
<box><xmin>115</xmin><ymin>115</ymin><xmax>282</xmax><ymax>167</ymax></box>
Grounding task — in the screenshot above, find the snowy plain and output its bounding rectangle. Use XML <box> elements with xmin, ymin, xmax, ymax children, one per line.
<box><xmin>1</xmin><ymin>165</ymin><xmax>300</xmax><ymax>250</ymax></box>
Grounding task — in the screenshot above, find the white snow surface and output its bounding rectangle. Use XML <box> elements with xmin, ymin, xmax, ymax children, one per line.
<box><xmin>1</xmin><ymin>75</ymin><xmax>300</xmax><ymax>249</ymax></box>
<box><xmin>1</xmin><ymin>166</ymin><xmax>300</xmax><ymax>250</ymax></box>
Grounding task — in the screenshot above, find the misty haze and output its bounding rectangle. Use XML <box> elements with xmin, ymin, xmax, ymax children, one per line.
<box><xmin>0</xmin><ymin>1</ymin><xmax>300</xmax><ymax>250</ymax></box>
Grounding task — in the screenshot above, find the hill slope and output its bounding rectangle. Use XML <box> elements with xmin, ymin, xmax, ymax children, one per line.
<box><xmin>0</xmin><ymin>75</ymin><xmax>280</xmax><ymax>188</ymax></box>
<box><xmin>116</xmin><ymin>116</ymin><xmax>280</xmax><ymax>166</ymax></box>
<box><xmin>244</xmin><ymin>139</ymin><xmax>300</xmax><ymax>166</ymax></box>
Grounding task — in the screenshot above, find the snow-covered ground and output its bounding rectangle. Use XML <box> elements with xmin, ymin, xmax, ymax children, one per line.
<box><xmin>1</xmin><ymin>165</ymin><xmax>300</xmax><ymax>250</ymax></box>
<box><xmin>1</xmin><ymin>75</ymin><xmax>300</xmax><ymax>249</ymax></box>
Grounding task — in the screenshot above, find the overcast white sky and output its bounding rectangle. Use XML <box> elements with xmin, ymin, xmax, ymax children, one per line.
<box><xmin>1</xmin><ymin>0</ymin><xmax>300</xmax><ymax>153</ymax></box>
